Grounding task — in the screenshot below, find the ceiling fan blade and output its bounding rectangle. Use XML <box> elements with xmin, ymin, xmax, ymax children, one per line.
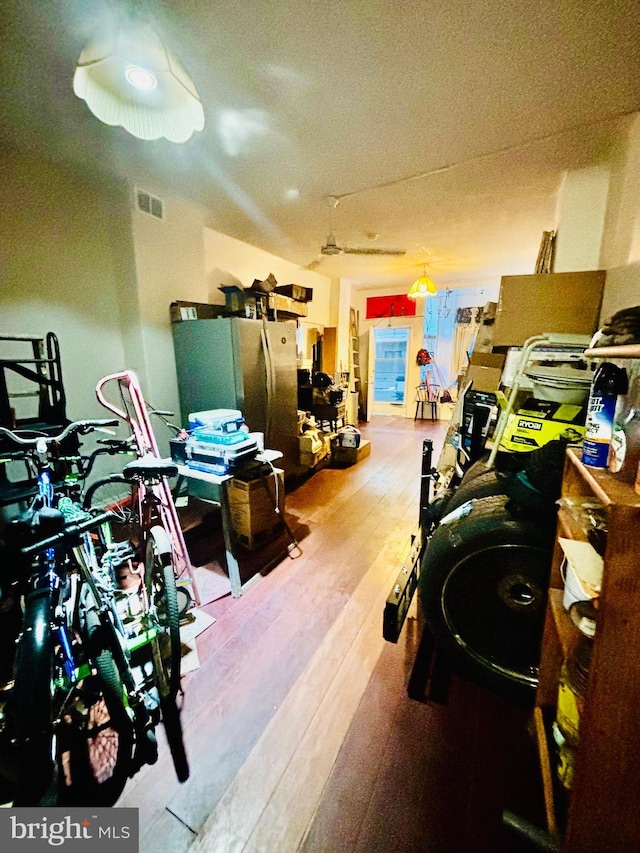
<box><xmin>343</xmin><ymin>247</ymin><xmax>406</xmax><ymax>256</ymax></box>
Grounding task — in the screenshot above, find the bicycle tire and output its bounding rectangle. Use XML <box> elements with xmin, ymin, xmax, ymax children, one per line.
<box><xmin>418</xmin><ymin>495</ymin><xmax>555</xmax><ymax>704</ymax></box>
<box><xmin>83</xmin><ymin>475</ymin><xmax>136</xmax><ymax>525</ymax></box>
<box><xmin>10</xmin><ymin>588</ymin><xmax>54</xmax><ymax>805</ymax></box>
<box><xmin>55</xmin><ymin>674</ymin><xmax>132</xmax><ymax>806</ymax></box>
<box><xmin>145</xmin><ymin>527</ymin><xmax>189</xmax><ymax>781</ymax></box>
<box><xmin>160</xmin><ymin>696</ymin><xmax>190</xmax><ymax>783</ymax></box>
<box><xmin>55</xmin><ymin>610</ymin><xmax>135</xmax><ymax>805</ymax></box>
<box><xmin>145</xmin><ymin>527</ymin><xmax>181</xmax><ymax>700</ymax></box>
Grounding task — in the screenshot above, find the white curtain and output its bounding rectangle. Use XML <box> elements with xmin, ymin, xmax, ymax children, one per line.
<box><xmin>452</xmin><ymin>307</ymin><xmax>482</xmax><ymax>378</ymax></box>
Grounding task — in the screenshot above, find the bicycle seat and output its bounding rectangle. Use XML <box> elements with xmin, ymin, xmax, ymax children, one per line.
<box><xmin>122</xmin><ymin>455</ymin><xmax>179</xmax><ymax>480</ymax></box>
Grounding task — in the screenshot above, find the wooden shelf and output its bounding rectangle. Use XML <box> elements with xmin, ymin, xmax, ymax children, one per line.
<box><xmin>548</xmin><ymin>589</ymin><xmax>580</xmax><ymax>660</ymax></box>
<box><xmin>557</xmin><ymin>506</ymin><xmax>590</xmax><ymax>542</ymax></box>
<box><xmin>533</xmin><ymin>706</ymin><xmax>559</xmax><ymax>839</ymax></box>
<box><xmin>535</xmin><ymin>448</ymin><xmax>640</xmax><ymax>851</ymax></box>
<box><xmin>565</xmin><ymin>447</ymin><xmax>640</xmax><ymax>508</ymax></box>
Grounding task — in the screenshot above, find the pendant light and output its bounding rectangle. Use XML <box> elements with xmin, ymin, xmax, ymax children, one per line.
<box><xmin>407</xmin><ymin>267</ymin><xmax>437</xmax><ymax>299</ymax></box>
<box><xmin>73</xmin><ymin>19</ymin><xmax>205</xmax><ymax>143</ymax></box>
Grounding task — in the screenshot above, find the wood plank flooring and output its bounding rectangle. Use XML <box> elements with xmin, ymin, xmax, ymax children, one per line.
<box><xmin>117</xmin><ymin>416</ymin><xmax>543</xmax><ymax>852</ymax></box>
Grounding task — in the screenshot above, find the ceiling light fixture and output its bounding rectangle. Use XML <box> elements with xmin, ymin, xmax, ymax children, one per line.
<box><xmin>73</xmin><ymin>21</ymin><xmax>205</xmax><ymax>143</ymax></box>
<box><xmin>407</xmin><ymin>267</ymin><xmax>438</xmax><ymax>299</ymax></box>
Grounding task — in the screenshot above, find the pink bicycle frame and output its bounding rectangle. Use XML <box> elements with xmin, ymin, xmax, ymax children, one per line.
<box><xmin>95</xmin><ymin>369</ymin><xmax>199</xmax><ymax>604</ymax></box>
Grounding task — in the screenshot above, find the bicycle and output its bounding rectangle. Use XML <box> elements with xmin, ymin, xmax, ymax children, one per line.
<box><xmin>82</xmin><ymin>453</ymin><xmax>190</xmax><ymax>783</ymax></box>
<box><xmin>83</xmin><ymin>370</ymin><xmax>195</xmax><ymax>782</ymax></box>
<box><xmin>0</xmin><ymin>418</ymin><xmax>153</xmax><ymax>805</ymax></box>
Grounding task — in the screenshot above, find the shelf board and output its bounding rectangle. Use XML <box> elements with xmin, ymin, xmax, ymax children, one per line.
<box><xmin>557</xmin><ymin>506</ymin><xmax>590</xmax><ymax>542</ymax></box>
<box><xmin>549</xmin><ymin>588</ymin><xmax>580</xmax><ymax>659</ymax></box>
<box><xmin>533</xmin><ymin>705</ymin><xmax>559</xmax><ymax>839</ymax></box>
<box><xmin>566</xmin><ymin>447</ymin><xmax>640</xmax><ymax>508</ymax></box>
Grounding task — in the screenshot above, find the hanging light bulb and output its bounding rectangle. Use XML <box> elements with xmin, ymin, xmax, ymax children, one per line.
<box><xmin>407</xmin><ymin>267</ymin><xmax>438</xmax><ymax>299</ymax></box>
<box><xmin>73</xmin><ymin>20</ymin><xmax>205</xmax><ymax>143</ymax></box>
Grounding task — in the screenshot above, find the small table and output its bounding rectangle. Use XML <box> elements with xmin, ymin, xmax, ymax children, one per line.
<box><xmin>175</xmin><ymin>465</ymin><xmax>242</xmax><ymax>597</ymax></box>
<box><xmin>175</xmin><ymin>451</ymin><xmax>283</xmax><ymax>598</ymax></box>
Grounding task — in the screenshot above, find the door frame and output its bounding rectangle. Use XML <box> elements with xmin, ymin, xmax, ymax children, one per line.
<box><xmin>366</xmin><ymin>325</ymin><xmax>411</xmax><ymax>419</ymax></box>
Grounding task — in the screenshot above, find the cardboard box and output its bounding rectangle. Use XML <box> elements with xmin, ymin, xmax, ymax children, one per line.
<box><xmin>227</xmin><ymin>469</ymin><xmax>285</xmax><ymax>548</ymax></box>
<box><xmin>275</xmin><ymin>284</ymin><xmax>313</xmax><ymax>302</ymax></box>
<box><xmin>299</xmin><ymin>431</ymin><xmax>323</xmax><ymax>454</ymax></box>
<box><xmin>469</xmin><ymin>352</ymin><xmax>506</xmax><ymax>370</ymax></box>
<box><xmin>331</xmin><ymin>438</ymin><xmax>371</xmax><ymax>467</ymax></box>
<box><xmin>464</xmin><ymin>365</ymin><xmax>503</xmax><ymax>393</ymax></box>
<box><xmin>300</xmin><ymin>435</ymin><xmax>331</xmax><ymax>468</ymax></box>
<box><xmin>170</xmin><ymin>300</ymin><xmax>227</xmax><ymax>322</ymax></box>
<box><xmin>462</xmin><ymin>352</ymin><xmax>506</xmax><ymax>393</ymax></box>
<box><xmin>493</xmin><ymin>271</ymin><xmax>606</xmax><ymax>346</ymax></box>
<box><xmin>268</xmin><ymin>293</ymin><xmax>308</xmax><ymax>317</ymax></box>
<box><xmin>500</xmin><ymin>397</ymin><xmax>586</xmax><ymax>452</ymax></box>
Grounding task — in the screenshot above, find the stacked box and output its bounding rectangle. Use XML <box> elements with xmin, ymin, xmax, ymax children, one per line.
<box><xmin>300</xmin><ymin>434</ymin><xmax>331</xmax><ymax>468</ymax></box>
<box><xmin>331</xmin><ymin>439</ymin><xmax>372</xmax><ymax>467</ymax></box>
<box><xmin>227</xmin><ymin>469</ymin><xmax>285</xmax><ymax>549</ymax></box>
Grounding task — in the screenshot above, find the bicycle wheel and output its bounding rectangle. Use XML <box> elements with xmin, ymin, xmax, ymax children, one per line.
<box><xmin>55</xmin><ymin>609</ymin><xmax>135</xmax><ymax>805</ymax></box>
<box><xmin>55</xmin><ymin>672</ymin><xmax>132</xmax><ymax>806</ymax></box>
<box><xmin>83</xmin><ymin>475</ymin><xmax>136</xmax><ymax>525</ymax></box>
<box><xmin>10</xmin><ymin>588</ymin><xmax>54</xmax><ymax>805</ymax></box>
<box><xmin>144</xmin><ymin>527</ymin><xmax>189</xmax><ymax>781</ymax></box>
<box><xmin>145</xmin><ymin>527</ymin><xmax>181</xmax><ymax>700</ymax></box>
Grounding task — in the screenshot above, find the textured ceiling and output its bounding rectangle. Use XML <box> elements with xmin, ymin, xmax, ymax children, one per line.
<box><xmin>2</xmin><ymin>0</ymin><xmax>640</xmax><ymax>290</ymax></box>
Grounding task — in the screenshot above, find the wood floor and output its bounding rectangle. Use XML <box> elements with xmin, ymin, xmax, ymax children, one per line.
<box><xmin>117</xmin><ymin>416</ymin><xmax>543</xmax><ymax>852</ymax></box>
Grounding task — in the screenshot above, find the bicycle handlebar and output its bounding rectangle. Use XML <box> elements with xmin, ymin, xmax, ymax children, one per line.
<box><xmin>0</xmin><ymin>419</ymin><xmax>120</xmax><ymax>449</ymax></box>
<box><xmin>20</xmin><ymin>510</ymin><xmax>115</xmax><ymax>556</ymax></box>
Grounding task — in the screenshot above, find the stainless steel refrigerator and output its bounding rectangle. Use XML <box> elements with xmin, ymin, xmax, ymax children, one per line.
<box><xmin>172</xmin><ymin>317</ymin><xmax>299</xmax><ymax>476</ymax></box>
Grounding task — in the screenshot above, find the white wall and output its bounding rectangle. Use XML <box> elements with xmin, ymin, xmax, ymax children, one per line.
<box><xmin>598</xmin><ymin>113</ymin><xmax>640</xmax><ymax>320</ymax></box>
<box><xmin>0</xmin><ymin>152</ymin><xmax>336</xmax><ymax>456</ymax></box>
<box><xmin>0</xmin><ymin>151</ymin><xmax>132</xmax><ymax>421</ymax></box>
<box><xmin>131</xmin><ymin>193</ymin><xmax>208</xmax><ymax>428</ymax></box>
<box><xmin>553</xmin><ymin>165</ymin><xmax>610</xmax><ymax>272</ymax></box>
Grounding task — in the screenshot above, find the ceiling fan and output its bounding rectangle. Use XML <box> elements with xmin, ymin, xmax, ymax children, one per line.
<box><xmin>315</xmin><ymin>196</ymin><xmax>406</xmax><ymax>260</ymax></box>
<box><xmin>320</xmin><ymin>233</ymin><xmax>406</xmax><ymax>256</ymax></box>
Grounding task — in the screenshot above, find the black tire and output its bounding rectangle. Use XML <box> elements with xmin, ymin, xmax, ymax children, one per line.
<box><xmin>418</xmin><ymin>494</ymin><xmax>555</xmax><ymax>703</ymax></box>
<box><xmin>144</xmin><ymin>527</ymin><xmax>189</xmax><ymax>782</ymax></box>
<box><xmin>145</xmin><ymin>529</ymin><xmax>181</xmax><ymax>700</ymax></box>
<box><xmin>83</xmin><ymin>475</ymin><xmax>136</xmax><ymax>525</ymax></box>
<box><xmin>461</xmin><ymin>450</ymin><xmax>523</xmax><ymax>483</ymax></box>
<box><xmin>442</xmin><ymin>468</ymin><xmax>507</xmax><ymax>516</ymax></box>
<box><xmin>11</xmin><ymin>589</ymin><xmax>54</xmax><ymax>805</ymax></box>
<box><xmin>54</xmin><ymin>609</ymin><xmax>135</xmax><ymax>805</ymax></box>
<box><xmin>55</xmin><ymin>674</ymin><xmax>133</xmax><ymax>806</ymax></box>
<box><xmin>160</xmin><ymin>696</ymin><xmax>190</xmax><ymax>783</ymax></box>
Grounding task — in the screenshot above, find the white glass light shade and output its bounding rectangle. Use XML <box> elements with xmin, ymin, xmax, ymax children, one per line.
<box><xmin>73</xmin><ymin>24</ymin><xmax>205</xmax><ymax>143</ymax></box>
<box><xmin>407</xmin><ymin>274</ymin><xmax>437</xmax><ymax>299</ymax></box>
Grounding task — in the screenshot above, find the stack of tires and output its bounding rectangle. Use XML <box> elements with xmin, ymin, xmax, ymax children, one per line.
<box><xmin>418</xmin><ymin>440</ymin><xmax>569</xmax><ymax>703</ymax></box>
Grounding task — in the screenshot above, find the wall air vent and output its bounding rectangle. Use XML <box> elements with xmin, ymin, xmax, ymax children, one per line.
<box><xmin>136</xmin><ymin>188</ymin><xmax>165</xmax><ymax>220</ymax></box>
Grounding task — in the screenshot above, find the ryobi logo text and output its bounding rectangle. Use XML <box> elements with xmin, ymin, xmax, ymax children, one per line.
<box><xmin>517</xmin><ymin>419</ymin><xmax>543</xmax><ymax>431</ymax></box>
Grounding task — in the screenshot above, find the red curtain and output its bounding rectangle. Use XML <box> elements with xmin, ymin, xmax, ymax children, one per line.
<box><xmin>365</xmin><ymin>295</ymin><xmax>416</xmax><ymax>319</ymax></box>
